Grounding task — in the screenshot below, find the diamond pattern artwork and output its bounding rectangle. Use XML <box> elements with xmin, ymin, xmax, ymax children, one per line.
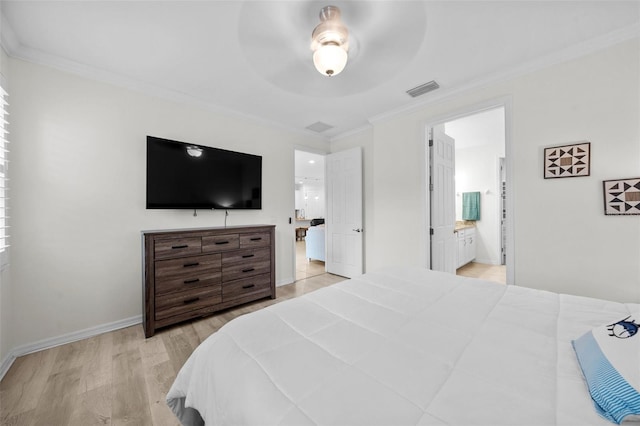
<box><xmin>544</xmin><ymin>142</ymin><xmax>590</xmax><ymax>179</ymax></box>
<box><xmin>603</xmin><ymin>178</ymin><xmax>640</xmax><ymax>215</ymax></box>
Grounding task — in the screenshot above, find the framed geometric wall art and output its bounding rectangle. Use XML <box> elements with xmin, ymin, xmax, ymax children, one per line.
<box><xmin>544</xmin><ymin>141</ymin><xmax>590</xmax><ymax>179</ymax></box>
<box><xmin>603</xmin><ymin>177</ymin><xmax>640</xmax><ymax>215</ymax></box>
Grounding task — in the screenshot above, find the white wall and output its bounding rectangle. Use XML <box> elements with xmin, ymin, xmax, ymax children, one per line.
<box><xmin>510</xmin><ymin>39</ymin><xmax>639</xmax><ymax>302</ymax></box>
<box><xmin>331</xmin><ymin>38</ymin><xmax>640</xmax><ymax>303</ymax></box>
<box><xmin>7</xmin><ymin>57</ymin><xmax>327</xmax><ymax>352</ymax></box>
<box><xmin>371</xmin><ymin>116</ymin><xmax>430</xmax><ymax>269</ymax></box>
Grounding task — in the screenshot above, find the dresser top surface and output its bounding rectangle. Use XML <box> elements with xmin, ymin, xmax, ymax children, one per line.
<box><xmin>142</xmin><ymin>224</ymin><xmax>275</xmax><ymax>236</ymax></box>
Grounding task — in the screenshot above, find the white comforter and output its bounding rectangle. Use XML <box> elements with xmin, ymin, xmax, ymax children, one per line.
<box><xmin>167</xmin><ymin>266</ymin><xmax>639</xmax><ymax>425</ymax></box>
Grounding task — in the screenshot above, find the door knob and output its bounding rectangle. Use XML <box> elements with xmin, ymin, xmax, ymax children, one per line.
<box><xmin>352</xmin><ymin>228</ymin><xmax>363</xmax><ymax>233</ymax></box>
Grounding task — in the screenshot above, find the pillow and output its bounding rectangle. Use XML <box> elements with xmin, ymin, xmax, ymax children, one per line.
<box><xmin>572</xmin><ymin>314</ymin><xmax>640</xmax><ymax>424</ymax></box>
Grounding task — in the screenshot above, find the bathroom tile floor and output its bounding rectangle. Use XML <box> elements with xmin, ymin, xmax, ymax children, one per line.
<box><xmin>457</xmin><ymin>261</ymin><xmax>506</xmax><ymax>284</ymax></box>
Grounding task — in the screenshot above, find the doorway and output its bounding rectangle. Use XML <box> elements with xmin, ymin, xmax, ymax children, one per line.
<box><xmin>429</xmin><ymin>105</ymin><xmax>509</xmax><ymax>285</ymax></box>
<box><xmin>294</xmin><ymin>150</ymin><xmax>326</xmax><ymax>280</ymax></box>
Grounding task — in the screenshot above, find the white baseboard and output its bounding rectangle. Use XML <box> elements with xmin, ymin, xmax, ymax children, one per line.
<box><xmin>0</xmin><ymin>352</ymin><xmax>16</xmax><ymax>381</ymax></box>
<box><xmin>0</xmin><ymin>315</ymin><xmax>142</xmax><ymax>382</ymax></box>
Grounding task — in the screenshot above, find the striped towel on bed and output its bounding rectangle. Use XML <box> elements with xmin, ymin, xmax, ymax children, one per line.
<box><xmin>572</xmin><ymin>315</ymin><xmax>640</xmax><ymax>424</ymax></box>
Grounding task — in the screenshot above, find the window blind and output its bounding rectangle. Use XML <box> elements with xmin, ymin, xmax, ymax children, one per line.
<box><xmin>0</xmin><ymin>82</ymin><xmax>9</xmax><ymax>255</ymax></box>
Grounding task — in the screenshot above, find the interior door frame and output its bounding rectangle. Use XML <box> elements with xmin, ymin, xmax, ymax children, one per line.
<box><xmin>424</xmin><ymin>96</ymin><xmax>515</xmax><ymax>285</ymax></box>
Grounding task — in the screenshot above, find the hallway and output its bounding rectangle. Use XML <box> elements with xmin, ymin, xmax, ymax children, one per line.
<box><xmin>295</xmin><ymin>240</ymin><xmax>326</xmax><ymax>281</ymax></box>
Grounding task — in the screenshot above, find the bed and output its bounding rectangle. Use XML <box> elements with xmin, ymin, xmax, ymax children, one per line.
<box><xmin>166</xmin><ymin>266</ymin><xmax>640</xmax><ymax>425</ymax></box>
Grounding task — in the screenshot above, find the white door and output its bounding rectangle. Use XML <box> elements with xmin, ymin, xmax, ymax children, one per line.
<box><xmin>430</xmin><ymin>127</ymin><xmax>456</xmax><ymax>273</ymax></box>
<box><xmin>326</xmin><ymin>147</ymin><xmax>363</xmax><ymax>278</ymax></box>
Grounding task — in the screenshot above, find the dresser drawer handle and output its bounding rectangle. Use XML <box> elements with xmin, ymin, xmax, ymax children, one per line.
<box><xmin>250</xmin><ymin>237</ymin><xmax>262</xmax><ymax>241</ymax></box>
<box><xmin>184</xmin><ymin>278</ymin><xmax>200</xmax><ymax>284</ymax></box>
<box><xmin>172</xmin><ymin>244</ymin><xmax>188</xmax><ymax>249</ymax></box>
<box><xmin>242</xmin><ymin>284</ymin><xmax>255</xmax><ymax>289</ymax></box>
<box><xmin>183</xmin><ymin>297</ymin><xmax>200</xmax><ymax>304</ymax></box>
<box><xmin>183</xmin><ymin>262</ymin><xmax>200</xmax><ymax>268</ymax></box>
<box><xmin>242</xmin><ymin>268</ymin><xmax>255</xmax><ymax>273</ymax></box>
<box><xmin>215</xmin><ymin>241</ymin><xmax>229</xmax><ymax>245</ymax></box>
<box><xmin>242</xmin><ymin>254</ymin><xmax>254</xmax><ymax>258</ymax></box>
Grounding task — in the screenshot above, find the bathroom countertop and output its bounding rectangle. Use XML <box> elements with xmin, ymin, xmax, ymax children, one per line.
<box><xmin>454</xmin><ymin>222</ymin><xmax>476</xmax><ymax>232</ymax></box>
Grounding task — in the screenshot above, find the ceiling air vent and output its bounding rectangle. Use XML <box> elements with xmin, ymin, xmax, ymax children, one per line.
<box><xmin>406</xmin><ymin>80</ymin><xmax>440</xmax><ymax>98</ymax></box>
<box><xmin>306</xmin><ymin>121</ymin><xmax>334</xmax><ymax>133</ymax></box>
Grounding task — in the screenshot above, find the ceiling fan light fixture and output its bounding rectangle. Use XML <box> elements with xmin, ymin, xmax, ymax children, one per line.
<box><xmin>311</xmin><ymin>6</ymin><xmax>349</xmax><ymax>77</ymax></box>
<box><xmin>313</xmin><ymin>42</ymin><xmax>348</xmax><ymax>76</ymax></box>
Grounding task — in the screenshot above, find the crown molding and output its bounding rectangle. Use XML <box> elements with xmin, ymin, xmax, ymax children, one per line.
<box><xmin>329</xmin><ymin>121</ymin><xmax>373</xmax><ymax>142</ymax></box>
<box><xmin>20</xmin><ymin>46</ymin><xmax>329</xmax><ymax>142</ymax></box>
<box><xmin>2</xmin><ymin>12</ymin><xmax>637</xmax><ymax>143</ymax></box>
<box><xmin>369</xmin><ymin>23</ymin><xmax>640</xmax><ymax>126</ymax></box>
<box><xmin>0</xmin><ymin>14</ymin><xmax>20</xmax><ymax>57</ymax></box>
<box><xmin>0</xmin><ymin>21</ymin><xmax>329</xmax><ymax>145</ymax></box>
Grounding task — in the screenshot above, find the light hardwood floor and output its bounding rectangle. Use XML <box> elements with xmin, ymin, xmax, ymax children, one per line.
<box><xmin>295</xmin><ymin>240</ymin><xmax>326</xmax><ymax>280</ymax></box>
<box><xmin>0</xmin><ymin>273</ymin><xmax>345</xmax><ymax>426</ymax></box>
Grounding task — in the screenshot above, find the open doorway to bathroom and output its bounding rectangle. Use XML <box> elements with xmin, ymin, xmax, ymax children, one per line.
<box><xmin>435</xmin><ymin>106</ymin><xmax>508</xmax><ymax>284</ymax></box>
<box><xmin>294</xmin><ymin>150</ymin><xmax>326</xmax><ymax>280</ymax></box>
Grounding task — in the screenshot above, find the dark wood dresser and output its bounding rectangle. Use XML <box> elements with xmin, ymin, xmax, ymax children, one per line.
<box><xmin>142</xmin><ymin>225</ymin><xmax>276</xmax><ymax>337</ymax></box>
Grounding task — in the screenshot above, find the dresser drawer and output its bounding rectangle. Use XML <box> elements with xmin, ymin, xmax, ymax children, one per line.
<box><xmin>154</xmin><ymin>237</ymin><xmax>202</xmax><ymax>259</ymax></box>
<box><xmin>222</xmin><ymin>247</ymin><xmax>270</xmax><ymax>267</ymax></box>
<box><xmin>155</xmin><ymin>254</ymin><xmax>221</xmax><ymax>279</ymax></box>
<box><xmin>156</xmin><ymin>271</ymin><xmax>222</xmax><ymax>296</ymax></box>
<box><xmin>240</xmin><ymin>232</ymin><xmax>270</xmax><ymax>248</ymax></box>
<box><xmin>222</xmin><ymin>249</ymin><xmax>270</xmax><ymax>282</ymax></box>
<box><xmin>155</xmin><ymin>287</ymin><xmax>222</xmax><ymax>321</ymax></box>
<box><xmin>223</xmin><ymin>273</ymin><xmax>271</xmax><ymax>303</ymax></box>
<box><xmin>202</xmin><ymin>234</ymin><xmax>240</xmax><ymax>253</ymax></box>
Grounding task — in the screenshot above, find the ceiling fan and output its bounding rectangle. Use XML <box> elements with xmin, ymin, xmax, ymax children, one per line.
<box><xmin>310</xmin><ymin>5</ymin><xmax>349</xmax><ymax>77</ymax></box>
<box><xmin>237</xmin><ymin>1</ymin><xmax>427</xmax><ymax>97</ymax></box>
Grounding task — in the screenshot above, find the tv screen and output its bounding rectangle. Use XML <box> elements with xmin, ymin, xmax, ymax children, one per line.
<box><xmin>146</xmin><ymin>136</ymin><xmax>262</xmax><ymax>210</ymax></box>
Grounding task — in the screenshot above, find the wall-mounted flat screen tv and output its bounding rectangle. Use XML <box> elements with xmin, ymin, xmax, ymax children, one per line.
<box><xmin>146</xmin><ymin>136</ymin><xmax>262</xmax><ymax>210</ymax></box>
